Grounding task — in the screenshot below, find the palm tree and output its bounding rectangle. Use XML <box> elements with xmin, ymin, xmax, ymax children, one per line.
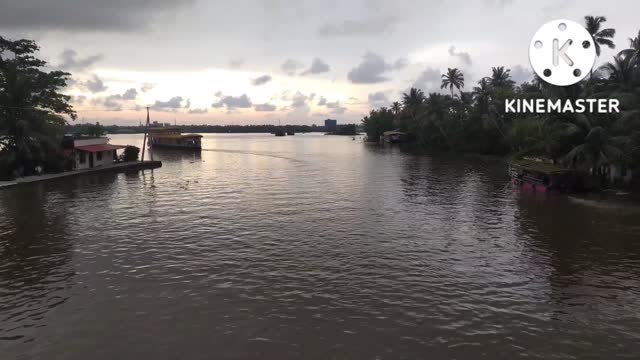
<box><xmin>391</xmin><ymin>101</ymin><xmax>401</xmax><ymax>115</ymax></box>
<box><xmin>472</xmin><ymin>78</ymin><xmax>491</xmax><ymax>113</ymax></box>
<box><xmin>585</xmin><ymin>15</ymin><xmax>616</xmax><ymax>80</ymax></box>
<box><xmin>488</xmin><ymin>66</ymin><xmax>514</xmax><ymax>89</ymax></box>
<box><xmin>598</xmin><ymin>54</ymin><xmax>635</xmax><ymax>91</ymax></box>
<box><xmin>620</xmin><ymin>30</ymin><xmax>640</xmax><ymax>66</ymax></box>
<box><xmin>566</xmin><ymin>126</ymin><xmax>625</xmax><ymax>182</ymax></box>
<box><xmin>584</xmin><ymin>16</ymin><xmax>616</xmax><ymax>57</ymax></box>
<box><xmin>440</xmin><ymin>68</ymin><xmax>464</xmax><ymax>97</ymax></box>
<box><xmin>391</xmin><ymin>101</ymin><xmax>402</xmax><ymax>128</ymax></box>
<box><xmin>401</xmin><ymin>87</ymin><xmax>425</xmax><ymax>121</ymax></box>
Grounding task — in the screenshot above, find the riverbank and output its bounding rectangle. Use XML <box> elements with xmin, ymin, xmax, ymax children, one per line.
<box><xmin>0</xmin><ymin>160</ymin><xmax>162</xmax><ymax>189</ymax></box>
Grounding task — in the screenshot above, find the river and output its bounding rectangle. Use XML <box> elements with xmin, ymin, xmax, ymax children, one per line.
<box><xmin>1</xmin><ymin>133</ymin><xmax>639</xmax><ymax>359</ymax></box>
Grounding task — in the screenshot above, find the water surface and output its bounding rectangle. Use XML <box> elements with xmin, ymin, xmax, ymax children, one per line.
<box><xmin>1</xmin><ymin>133</ymin><xmax>639</xmax><ymax>359</ymax></box>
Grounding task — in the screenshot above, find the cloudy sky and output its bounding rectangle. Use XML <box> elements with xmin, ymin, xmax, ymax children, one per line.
<box><xmin>1</xmin><ymin>0</ymin><xmax>638</xmax><ymax>125</ymax></box>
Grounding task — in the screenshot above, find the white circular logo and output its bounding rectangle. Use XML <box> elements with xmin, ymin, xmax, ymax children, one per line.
<box><xmin>529</xmin><ymin>19</ymin><xmax>596</xmax><ymax>86</ymax></box>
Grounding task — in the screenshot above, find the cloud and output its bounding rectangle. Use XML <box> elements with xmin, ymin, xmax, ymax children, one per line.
<box><xmin>0</xmin><ymin>0</ymin><xmax>196</xmax><ymax>31</ymax></box>
<box><xmin>510</xmin><ymin>64</ymin><xmax>533</xmax><ymax>84</ymax></box>
<box><xmin>347</xmin><ymin>52</ymin><xmax>398</xmax><ymax>84</ymax></box>
<box><xmin>188</xmin><ymin>108</ymin><xmax>208</xmax><ymax>114</ymax></box>
<box><xmin>57</xmin><ymin>48</ymin><xmax>103</xmax><ymax>71</ymax></box>
<box><xmin>102</xmin><ymin>95</ymin><xmax>124</xmax><ymax>110</ymax></box>
<box><xmin>251</xmin><ymin>74</ymin><xmax>272</xmax><ymax>86</ymax></box>
<box><xmin>229</xmin><ymin>58</ymin><xmax>244</xmax><ymax>69</ymax></box>
<box><xmin>325</xmin><ymin>101</ymin><xmax>347</xmax><ymax>114</ymax></box>
<box><xmin>122</xmin><ymin>88</ymin><xmax>137</xmax><ymax>100</ymax></box>
<box><xmin>254</xmin><ymin>103</ymin><xmax>277</xmax><ymax>112</ymax></box>
<box><xmin>301</xmin><ymin>58</ymin><xmax>330</xmax><ymax>75</ymax></box>
<box><xmin>486</xmin><ymin>0</ymin><xmax>514</xmax><ymax>7</ymax></box>
<box><xmin>281</xmin><ymin>59</ymin><xmax>305</xmax><ymax>76</ymax></box>
<box><xmin>291</xmin><ymin>92</ymin><xmax>310</xmax><ymax>108</ymax></box>
<box><xmin>82</xmin><ymin>74</ymin><xmax>107</xmax><ymax>93</ymax></box>
<box><xmin>412</xmin><ymin>67</ymin><xmax>441</xmax><ymax>91</ymax></box>
<box><xmin>392</xmin><ymin>57</ymin><xmax>409</xmax><ymax>70</ymax></box>
<box><xmin>64</xmin><ymin>78</ymin><xmax>77</xmax><ymax>88</ymax></box>
<box><xmin>368</xmin><ymin>91</ymin><xmax>390</xmax><ymax>107</ymax></box>
<box><xmin>448</xmin><ymin>46</ymin><xmax>472</xmax><ymax>67</ymax></box>
<box><xmin>153</xmin><ymin>96</ymin><xmax>184</xmax><ymax>110</ymax></box>
<box><xmin>141</xmin><ymin>83</ymin><xmax>155</xmax><ymax>92</ymax></box>
<box><xmin>212</xmin><ymin>94</ymin><xmax>252</xmax><ymax>109</ymax></box>
<box><xmin>317</xmin><ymin>96</ymin><xmax>327</xmax><ymax>106</ymax></box>
<box><xmin>70</xmin><ymin>95</ymin><xmax>87</xmax><ymax>105</ymax></box>
<box><xmin>318</xmin><ymin>16</ymin><xmax>399</xmax><ymax>37</ymax></box>
<box><xmin>89</xmin><ymin>87</ymin><xmax>140</xmax><ymax>110</ymax></box>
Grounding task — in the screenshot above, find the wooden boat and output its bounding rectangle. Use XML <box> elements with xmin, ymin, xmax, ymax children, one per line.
<box><xmin>382</xmin><ymin>130</ymin><xmax>408</xmax><ymax>143</ymax></box>
<box><xmin>509</xmin><ymin>159</ymin><xmax>576</xmax><ymax>192</ymax></box>
<box><xmin>149</xmin><ymin>127</ymin><xmax>202</xmax><ymax>149</ymax></box>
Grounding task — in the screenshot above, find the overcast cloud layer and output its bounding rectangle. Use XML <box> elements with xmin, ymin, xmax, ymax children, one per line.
<box><xmin>1</xmin><ymin>0</ymin><xmax>638</xmax><ymax>125</ymax></box>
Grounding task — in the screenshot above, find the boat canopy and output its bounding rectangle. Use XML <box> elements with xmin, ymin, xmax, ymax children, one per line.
<box><xmin>510</xmin><ymin>159</ymin><xmax>573</xmax><ymax>175</ymax></box>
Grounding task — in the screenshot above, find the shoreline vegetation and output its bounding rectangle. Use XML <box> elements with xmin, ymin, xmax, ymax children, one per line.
<box><xmin>2</xmin><ymin>16</ymin><xmax>639</xmax><ymax>192</ymax></box>
<box><xmin>66</xmin><ymin>123</ymin><xmax>360</xmax><ymax>136</ymax></box>
<box><xmin>361</xmin><ymin>15</ymin><xmax>640</xmax><ymax>191</ymax></box>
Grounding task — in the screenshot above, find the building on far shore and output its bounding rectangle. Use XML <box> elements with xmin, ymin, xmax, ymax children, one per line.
<box><xmin>62</xmin><ymin>136</ymin><xmax>128</xmax><ymax>170</ymax></box>
<box><xmin>324</xmin><ymin>119</ymin><xmax>337</xmax><ymax>132</ymax></box>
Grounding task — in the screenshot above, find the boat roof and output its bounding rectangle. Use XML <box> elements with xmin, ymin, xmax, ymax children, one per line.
<box><xmin>510</xmin><ymin>159</ymin><xmax>573</xmax><ymax>174</ymax></box>
<box><xmin>151</xmin><ymin>134</ymin><xmax>202</xmax><ymax>139</ymax></box>
<box><xmin>383</xmin><ymin>131</ymin><xmax>407</xmax><ymax>136</ymax></box>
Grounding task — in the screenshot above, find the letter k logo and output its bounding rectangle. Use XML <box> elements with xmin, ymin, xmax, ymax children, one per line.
<box><xmin>529</xmin><ymin>19</ymin><xmax>596</xmax><ymax>86</ymax></box>
<box><xmin>553</xmin><ymin>39</ymin><xmax>574</xmax><ymax>66</ymax></box>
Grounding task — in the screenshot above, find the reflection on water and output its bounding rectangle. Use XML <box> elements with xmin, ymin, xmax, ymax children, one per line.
<box><xmin>1</xmin><ymin>133</ymin><xmax>639</xmax><ymax>359</ymax></box>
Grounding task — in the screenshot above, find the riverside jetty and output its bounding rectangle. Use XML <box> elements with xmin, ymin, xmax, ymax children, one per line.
<box><xmin>0</xmin><ymin>160</ymin><xmax>162</xmax><ymax>189</ymax></box>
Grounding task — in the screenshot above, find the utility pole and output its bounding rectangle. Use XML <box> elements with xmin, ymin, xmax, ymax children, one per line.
<box><xmin>141</xmin><ymin>107</ymin><xmax>152</xmax><ymax>162</ymax></box>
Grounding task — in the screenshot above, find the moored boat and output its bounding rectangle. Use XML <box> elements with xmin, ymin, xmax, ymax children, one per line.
<box><xmin>509</xmin><ymin>159</ymin><xmax>577</xmax><ymax>192</ymax></box>
<box><xmin>149</xmin><ymin>127</ymin><xmax>202</xmax><ymax>149</ymax></box>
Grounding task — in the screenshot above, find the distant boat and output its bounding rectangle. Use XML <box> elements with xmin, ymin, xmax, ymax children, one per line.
<box><xmin>274</xmin><ymin>129</ymin><xmax>286</xmax><ymax>136</ymax></box>
<box><xmin>149</xmin><ymin>127</ymin><xmax>202</xmax><ymax>149</ymax></box>
<box><xmin>286</xmin><ymin>131</ymin><xmax>295</xmax><ymax>136</ymax></box>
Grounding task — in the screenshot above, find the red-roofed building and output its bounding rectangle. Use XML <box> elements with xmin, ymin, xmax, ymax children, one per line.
<box><xmin>68</xmin><ymin>137</ymin><xmax>129</xmax><ymax>170</ymax></box>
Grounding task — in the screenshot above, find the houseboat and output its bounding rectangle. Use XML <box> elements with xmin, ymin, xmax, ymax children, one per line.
<box><xmin>148</xmin><ymin>127</ymin><xmax>202</xmax><ymax>149</ymax></box>
<box><xmin>509</xmin><ymin>159</ymin><xmax>577</xmax><ymax>192</ymax></box>
<box><xmin>381</xmin><ymin>131</ymin><xmax>408</xmax><ymax>143</ymax></box>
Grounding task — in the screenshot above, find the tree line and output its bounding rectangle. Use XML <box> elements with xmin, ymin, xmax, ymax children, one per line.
<box><xmin>362</xmin><ymin>16</ymin><xmax>640</xmax><ymax>187</ymax></box>
<box><xmin>66</xmin><ymin>123</ymin><xmax>343</xmax><ymax>135</ymax></box>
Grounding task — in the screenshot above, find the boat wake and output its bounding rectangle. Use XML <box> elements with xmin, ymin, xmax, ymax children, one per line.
<box><xmin>200</xmin><ymin>148</ymin><xmax>305</xmax><ymax>163</ymax></box>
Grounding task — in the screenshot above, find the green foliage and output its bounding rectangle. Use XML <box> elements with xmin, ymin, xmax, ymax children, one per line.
<box><xmin>123</xmin><ymin>145</ymin><xmax>140</xmax><ymax>162</ymax></box>
<box><xmin>0</xmin><ymin>36</ymin><xmax>76</xmax><ymax>178</ymax></box>
<box><xmin>361</xmin><ymin>107</ymin><xmax>394</xmax><ymax>142</ymax></box>
<box><xmin>361</xmin><ymin>18</ymin><xmax>640</xmax><ymax>188</ymax></box>
<box><xmin>85</xmin><ymin>123</ymin><xmax>105</xmax><ymax>137</ymax></box>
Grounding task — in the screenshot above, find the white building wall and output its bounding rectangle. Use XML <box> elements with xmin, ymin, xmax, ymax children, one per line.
<box><xmin>75</xmin><ymin>150</ymin><xmax>116</xmax><ymax>170</ymax></box>
<box><xmin>609</xmin><ymin>165</ymin><xmax>633</xmax><ymax>184</ymax></box>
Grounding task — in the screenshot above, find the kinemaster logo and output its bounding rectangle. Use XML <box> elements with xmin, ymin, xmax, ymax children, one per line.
<box><xmin>505</xmin><ymin>19</ymin><xmax>620</xmax><ymax>114</ymax></box>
